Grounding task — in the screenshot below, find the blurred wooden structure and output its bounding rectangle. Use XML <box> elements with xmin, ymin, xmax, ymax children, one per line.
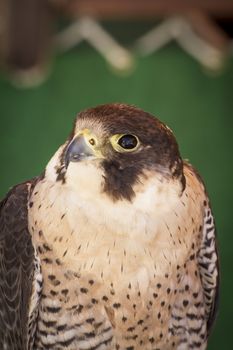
<box><xmin>57</xmin><ymin>0</ymin><xmax>233</xmax><ymax>20</ymax></box>
<box><xmin>55</xmin><ymin>0</ymin><xmax>233</xmax><ymax>70</ymax></box>
<box><xmin>55</xmin><ymin>0</ymin><xmax>233</xmax><ymax>51</ymax></box>
<box><xmin>1</xmin><ymin>0</ymin><xmax>233</xmax><ymax>86</ymax></box>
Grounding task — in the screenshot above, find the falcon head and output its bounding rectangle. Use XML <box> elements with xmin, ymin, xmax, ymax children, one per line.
<box><xmin>46</xmin><ymin>103</ymin><xmax>185</xmax><ymax>202</ymax></box>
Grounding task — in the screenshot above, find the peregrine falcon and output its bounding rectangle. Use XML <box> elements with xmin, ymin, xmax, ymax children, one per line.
<box><xmin>0</xmin><ymin>103</ymin><xmax>219</xmax><ymax>350</ymax></box>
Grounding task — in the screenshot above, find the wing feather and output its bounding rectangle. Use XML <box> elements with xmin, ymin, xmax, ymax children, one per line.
<box><xmin>184</xmin><ymin>162</ymin><xmax>219</xmax><ymax>336</ymax></box>
<box><xmin>198</xmin><ymin>201</ymin><xmax>219</xmax><ymax>336</ymax></box>
<box><xmin>0</xmin><ymin>181</ymin><xmax>39</xmax><ymax>349</ymax></box>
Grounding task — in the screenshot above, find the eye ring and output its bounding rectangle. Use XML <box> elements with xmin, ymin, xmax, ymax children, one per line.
<box><xmin>110</xmin><ymin>133</ymin><xmax>140</xmax><ymax>153</ymax></box>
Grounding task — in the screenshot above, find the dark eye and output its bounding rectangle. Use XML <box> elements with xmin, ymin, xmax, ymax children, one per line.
<box><xmin>118</xmin><ymin>134</ymin><xmax>138</xmax><ymax>149</ymax></box>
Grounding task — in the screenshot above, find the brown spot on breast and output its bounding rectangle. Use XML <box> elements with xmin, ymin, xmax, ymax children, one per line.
<box><xmin>62</xmin><ymin>249</ymin><xmax>68</xmax><ymax>257</ymax></box>
<box><xmin>56</xmin><ymin>258</ymin><xmax>62</xmax><ymax>265</ymax></box>
<box><xmin>91</xmin><ymin>298</ymin><xmax>98</xmax><ymax>304</ymax></box>
<box><xmin>61</xmin><ymin>289</ymin><xmax>69</xmax><ymax>296</ymax></box>
<box><xmin>127</xmin><ymin>326</ymin><xmax>135</xmax><ymax>332</ymax></box>
<box><xmin>86</xmin><ymin>318</ymin><xmax>95</xmax><ymax>324</ymax></box>
<box><xmin>122</xmin><ymin>316</ymin><xmax>127</xmax><ymax>323</ymax></box>
<box><xmin>80</xmin><ymin>287</ymin><xmax>88</xmax><ymax>294</ymax></box>
<box><xmin>113</xmin><ymin>303</ymin><xmax>121</xmax><ymax>309</ymax></box>
<box><xmin>43</xmin><ymin>243</ymin><xmax>52</xmax><ymax>252</ymax></box>
<box><xmin>50</xmin><ymin>290</ymin><xmax>58</xmax><ymax>296</ymax></box>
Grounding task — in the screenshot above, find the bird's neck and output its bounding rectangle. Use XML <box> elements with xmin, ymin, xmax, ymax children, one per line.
<box><xmin>28</xmin><ymin>173</ymin><xmax>186</xmax><ymax>290</ymax></box>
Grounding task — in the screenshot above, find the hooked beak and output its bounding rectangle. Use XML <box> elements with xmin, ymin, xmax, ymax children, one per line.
<box><xmin>65</xmin><ymin>135</ymin><xmax>96</xmax><ymax>168</ymax></box>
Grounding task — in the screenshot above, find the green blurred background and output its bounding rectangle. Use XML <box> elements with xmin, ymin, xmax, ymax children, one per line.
<box><xmin>0</xmin><ymin>23</ymin><xmax>233</xmax><ymax>349</ymax></box>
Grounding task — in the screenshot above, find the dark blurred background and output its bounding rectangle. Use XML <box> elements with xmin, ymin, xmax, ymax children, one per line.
<box><xmin>0</xmin><ymin>1</ymin><xmax>233</xmax><ymax>349</ymax></box>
